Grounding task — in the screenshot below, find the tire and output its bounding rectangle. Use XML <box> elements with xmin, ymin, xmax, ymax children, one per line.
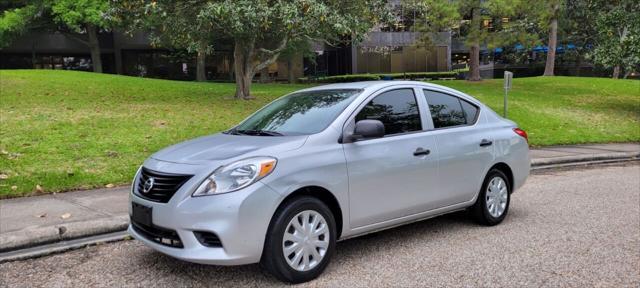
<box><xmin>470</xmin><ymin>169</ymin><xmax>511</xmax><ymax>226</ymax></box>
<box><xmin>261</xmin><ymin>196</ymin><xmax>337</xmax><ymax>284</ymax></box>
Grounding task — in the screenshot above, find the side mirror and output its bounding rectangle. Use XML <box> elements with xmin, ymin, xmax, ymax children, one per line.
<box><xmin>353</xmin><ymin>120</ymin><xmax>385</xmax><ymax>140</ymax></box>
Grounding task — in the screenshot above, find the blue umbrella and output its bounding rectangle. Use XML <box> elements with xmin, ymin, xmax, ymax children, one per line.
<box><xmin>533</xmin><ymin>45</ymin><xmax>548</xmax><ymax>52</ymax></box>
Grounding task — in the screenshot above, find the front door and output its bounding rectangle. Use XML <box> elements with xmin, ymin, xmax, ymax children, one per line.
<box><xmin>343</xmin><ymin>87</ymin><xmax>440</xmax><ymax>228</ymax></box>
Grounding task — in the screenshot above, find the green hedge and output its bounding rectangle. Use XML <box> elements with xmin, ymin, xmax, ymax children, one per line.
<box><xmin>316</xmin><ymin>74</ymin><xmax>381</xmax><ymax>83</ymax></box>
<box><xmin>378</xmin><ymin>71</ymin><xmax>458</xmax><ymax>80</ymax></box>
<box><xmin>300</xmin><ymin>71</ymin><xmax>458</xmax><ymax>83</ymax></box>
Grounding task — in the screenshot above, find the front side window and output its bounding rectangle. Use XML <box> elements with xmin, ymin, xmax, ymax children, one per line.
<box><xmin>232</xmin><ymin>89</ymin><xmax>361</xmax><ymax>136</ymax></box>
<box><xmin>355</xmin><ymin>89</ymin><xmax>422</xmax><ymax>135</ymax></box>
<box><xmin>423</xmin><ymin>90</ymin><xmax>478</xmax><ymax>128</ymax></box>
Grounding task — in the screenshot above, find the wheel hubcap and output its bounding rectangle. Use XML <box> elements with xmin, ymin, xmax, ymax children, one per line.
<box><xmin>486</xmin><ymin>176</ymin><xmax>508</xmax><ymax>218</ymax></box>
<box><xmin>282</xmin><ymin>210</ymin><xmax>330</xmax><ymax>271</ymax></box>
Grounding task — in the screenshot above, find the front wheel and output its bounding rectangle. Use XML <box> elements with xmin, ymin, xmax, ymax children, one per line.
<box><xmin>470</xmin><ymin>169</ymin><xmax>511</xmax><ymax>226</ymax></box>
<box><xmin>261</xmin><ymin>197</ymin><xmax>336</xmax><ymax>283</ymax></box>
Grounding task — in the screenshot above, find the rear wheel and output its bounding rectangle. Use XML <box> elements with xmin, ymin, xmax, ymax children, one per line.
<box><xmin>261</xmin><ymin>197</ymin><xmax>336</xmax><ymax>283</ymax></box>
<box><xmin>471</xmin><ymin>169</ymin><xmax>511</xmax><ymax>226</ymax></box>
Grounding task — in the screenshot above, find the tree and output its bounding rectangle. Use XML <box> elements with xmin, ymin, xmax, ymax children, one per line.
<box><xmin>0</xmin><ymin>3</ymin><xmax>39</xmax><ymax>49</ymax></box>
<box><xmin>401</xmin><ymin>0</ymin><xmax>460</xmax><ymax>44</ymax></box>
<box><xmin>111</xmin><ymin>1</ymin><xmax>217</xmax><ymax>82</ymax></box>
<box><xmin>409</xmin><ymin>0</ymin><xmax>530</xmax><ymax>81</ymax></box>
<box><xmin>591</xmin><ymin>0</ymin><xmax>640</xmax><ymax>79</ymax></box>
<box><xmin>199</xmin><ymin>0</ymin><xmax>390</xmax><ymax>99</ymax></box>
<box><xmin>542</xmin><ymin>0</ymin><xmax>562</xmax><ymax>76</ymax></box>
<box><xmin>1</xmin><ymin>1</ymin><xmax>112</xmax><ymax>73</ymax></box>
<box><xmin>561</xmin><ymin>0</ymin><xmax>599</xmax><ymax>76</ymax></box>
<box><xmin>466</xmin><ymin>3</ymin><xmax>482</xmax><ymax>81</ymax></box>
<box><xmin>463</xmin><ymin>0</ymin><xmax>537</xmax><ymax>81</ymax></box>
<box><xmin>279</xmin><ymin>39</ymin><xmax>315</xmax><ymax>83</ymax></box>
<box><xmin>48</xmin><ymin>0</ymin><xmax>111</xmax><ymax>73</ymax></box>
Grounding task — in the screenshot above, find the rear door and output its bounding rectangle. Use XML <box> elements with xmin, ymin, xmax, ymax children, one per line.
<box><xmin>421</xmin><ymin>89</ymin><xmax>494</xmax><ymax>204</ymax></box>
<box><xmin>343</xmin><ymin>86</ymin><xmax>440</xmax><ymax>228</ymax></box>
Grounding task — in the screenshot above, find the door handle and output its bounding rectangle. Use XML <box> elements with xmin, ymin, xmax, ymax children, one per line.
<box><xmin>413</xmin><ymin>147</ymin><xmax>431</xmax><ymax>156</ymax></box>
<box><xmin>479</xmin><ymin>139</ymin><xmax>493</xmax><ymax>147</ymax></box>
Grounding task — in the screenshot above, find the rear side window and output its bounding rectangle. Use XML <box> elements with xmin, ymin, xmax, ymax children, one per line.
<box><xmin>355</xmin><ymin>89</ymin><xmax>422</xmax><ymax>135</ymax></box>
<box><xmin>460</xmin><ymin>99</ymin><xmax>479</xmax><ymax>124</ymax></box>
<box><xmin>423</xmin><ymin>90</ymin><xmax>478</xmax><ymax>128</ymax></box>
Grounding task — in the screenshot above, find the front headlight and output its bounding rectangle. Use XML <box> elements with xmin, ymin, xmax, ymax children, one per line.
<box><xmin>192</xmin><ymin>156</ymin><xmax>277</xmax><ymax>196</ymax></box>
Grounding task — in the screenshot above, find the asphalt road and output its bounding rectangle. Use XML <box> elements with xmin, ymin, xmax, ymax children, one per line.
<box><xmin>1</xmin><ymin>163</ymin><xmax>639</xmax><ymax>287</ymax></box>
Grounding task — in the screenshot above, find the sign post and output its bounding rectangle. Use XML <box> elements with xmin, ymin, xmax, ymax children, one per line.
<box><xmin>503</xmin><ymin>71</ymin><xmax>513</xmax><ymax>118</ymax></box>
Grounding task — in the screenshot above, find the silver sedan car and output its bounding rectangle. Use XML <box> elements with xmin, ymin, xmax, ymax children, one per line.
<box><xmin>128</xmin><ymin>81</ymin><xmax>530</xmax><ymax>283</ymax></box>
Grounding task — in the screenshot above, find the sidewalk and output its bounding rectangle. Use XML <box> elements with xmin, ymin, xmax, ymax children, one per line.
<box><xmin>530</xmin><ymin>143</ymin><xmax>640</xmax><ymax>167</ymax></box>
<box><xmin>1</xmin><ymin>143</ymin><xmax>639</xmax><ymax>252</ymax></box>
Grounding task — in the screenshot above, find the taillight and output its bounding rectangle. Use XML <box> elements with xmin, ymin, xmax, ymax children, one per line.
<box><xmin>513</xmin><ymin>128</ymin><xmax>528</xmax><ymax>143</ymax></box>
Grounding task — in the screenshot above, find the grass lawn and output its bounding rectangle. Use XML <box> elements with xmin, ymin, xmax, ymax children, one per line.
<box><xmin>432</xmin><ymin>77</ymin><xmax>640</xmax><ymax>146</ymax></box>
<box><xmin>1</xmin><ymin>70</ymin><xmax>638</xmax><ymax>197</ymax></box>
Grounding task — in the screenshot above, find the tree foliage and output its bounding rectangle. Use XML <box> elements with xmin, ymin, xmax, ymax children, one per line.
<box><xmin>535</xmin><ymin>0</ymin><xmax>562</xmax><ymax>76</ymax></box>
<box><xmin>49</xmin><ymin>0</ymin><xmax>111</xmax><ymax>73</ymax></box>
<box><xmin>0</xmin><ymin>4</ymin><xmax>39</xmax><ymax>48</ymax></box>
<box><xmin>559</xmin><ymin>0</ymin><xmax>598</xmax><ymax>74</ymax></box>
<box><xmin>409</xmin><ymin>0</ymin><xmax>533</xmax><ymax>81</ymax></box>
<box><xmin>197</xmin><ymin>0</ymin><xmax>391</xmax><ymax>99</ymax></box>
<box><xmin>279</xmin><ymin>38</ymin><xmax>315</xmax><ymax>83</ymax></box>
<box><xmin>49</xmin><ymin>0</ymin><xmax>109</xmax><ymax>30</ymax></box>
<box><xmin>0</xmin><ymin>0</ymin><xmax>112</xmax><ymax>72</ymax></box>
<box><xmin>111</xmin><ymin>1</ymin><xmax>217</xmax><ymax>81</ymax></box>
<box><xmin>590</xmin><ymin>0</ymin><xmax>640</xmax><ymax>78</ymax></box>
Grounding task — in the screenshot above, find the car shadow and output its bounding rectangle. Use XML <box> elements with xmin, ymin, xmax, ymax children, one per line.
<box><xmin>140</xmin><ymin>209</ymin><xmax>523</xmax><ymax>285</ymax></box>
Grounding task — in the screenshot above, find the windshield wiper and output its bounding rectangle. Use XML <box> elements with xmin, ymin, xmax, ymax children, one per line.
<box><xmin>232</xmin><ymin>129</ymin><xmax>284</xmax><ymax>136</ymax></box>
<box><xmin>224</xmin><ymin>129</ymin><xmax>241</xmax><ymax>135</ymax></box>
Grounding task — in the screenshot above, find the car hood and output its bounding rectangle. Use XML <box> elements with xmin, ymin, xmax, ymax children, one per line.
<box><xmin>150</xmin><ymin>133</ymin><xmax>308</xmax><ymax>164</ymax></box>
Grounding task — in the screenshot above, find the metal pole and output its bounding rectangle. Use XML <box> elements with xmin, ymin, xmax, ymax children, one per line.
<box><xmin>503</xmin><ymin>71</ymin><xmax>512</xmax><ymax>118</ymax></box>
<box><xmin>504</xmin><ymin>88</ymin><xmax>508</xmax><ymax>118</ymax></box>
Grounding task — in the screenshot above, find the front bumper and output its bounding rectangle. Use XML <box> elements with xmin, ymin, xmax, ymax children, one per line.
<box><xmin>129</xmin><ymin>179</ymin><xmax>282</xmax><ymax>265</ymax></box>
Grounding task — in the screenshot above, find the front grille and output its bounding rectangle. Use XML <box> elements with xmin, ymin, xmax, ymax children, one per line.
<box><xmin>136</xmin><ymin>167</ymin><xmax>193</xmax><ymax>203</ymax></box>
<box><xmin>131</xmin><ymin>217</ymin><xmax>183</xmax><ymax>248</ymax></box>
<box><xmin>194</xmin><ymin>231</ymin><xmax>223</xmax><ymax>248</ymax></box>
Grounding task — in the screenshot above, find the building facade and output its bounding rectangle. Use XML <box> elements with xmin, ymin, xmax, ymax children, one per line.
<box><xmin>1</xmin><ymin>21</ymin><xmax>452</xmax><ymax>82</ymax></box>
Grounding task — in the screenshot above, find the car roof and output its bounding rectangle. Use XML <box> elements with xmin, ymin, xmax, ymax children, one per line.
<box><xmin>297</xmin><ymin>80</ymin><xmax>478</xmax><ymax>105</ymax></box>
<box><xmin>299</xmin><ymin>80</ymin><xmax>456</xmax><ymax>94</ymax></box>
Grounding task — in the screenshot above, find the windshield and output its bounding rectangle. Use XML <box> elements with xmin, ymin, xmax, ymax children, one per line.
<box><xmin>229</xmin><ymin>89</ymin><xmax>362</xmax><ymax>136</ymax></box>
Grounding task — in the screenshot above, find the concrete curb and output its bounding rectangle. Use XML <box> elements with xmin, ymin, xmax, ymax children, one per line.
<box><xmin>0</xmin><ymin>215</ymin><xmax>129</xmax><ymax>253</ymax></box>
<box><xmin>531</xmin><ymin>151</ymin><xmax>640</xmax><ymax>167</ymax></box>
<box><xmin>0</xmin><ymin>231</ymin><xmax>130</xmax><ymax>263</ymax></box>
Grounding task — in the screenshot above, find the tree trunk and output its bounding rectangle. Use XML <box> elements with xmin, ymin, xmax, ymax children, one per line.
<box><xmin>87</xmin><ymin>24</ymin><xmax>103</xmax><ymax>73</ymax></box>
<box><xmin>113</xmin><ymin>30</ymin><xmax>123</xmax><ymax>74</ymax></box>
<box><xmin>259</xmin><ymin>67</ymin><xmax>269</xmax><ymax>83</ymax></box>
<box><xmin>287</xmin><ymin>58</ymin><xmax>295</xmax><ymax>83</ymax></box>
<box><xmin>468</xmin><ymin>43</ymin><xmax>481</xmax><ymax>81</ymax></box>
<box><xmin>233</xmin><ymin>37</ymin><xmax>287</xmax><ymax>99</ymax></box>
<box><xmin>543</xmin><ymin>6</ymin><xmax>558</xmax><ymax>76</ymax></box>
<box><xmin>31</xmin><ymin>42</ymin><xmax>36</xmax><ymax>69</ymax></box>
<box><xmin>574</xmin><ymin>54</ymin><xmax>582</xmax><ymax>76</ymax></box>
<box><xmin>613</xmin><ymin>27</ymin><xmax>628</xmax><ymax>79</ymax></box>
<box><xmin>612</xmin><ymin>65</ymin><xmax>621</xmax><ymax>79</ymax></box>
<box><xmin>233</xmin><ymin>39</ymin><xmax>256</xmax><ymax>99</ymax></box>
<box><xmin>196</xmin><ymin>41</ymin><xmax>207</xmax><ymax>82</ymax></box>
<box><xmin>229</xmin><ymin>52</ymin><xmax>235</xmax><ymax>81</ymax></box>
<box><xmin>468</xmin><ymin>7</ymin><xmax>481</xmax><ymax>81</ymax></box>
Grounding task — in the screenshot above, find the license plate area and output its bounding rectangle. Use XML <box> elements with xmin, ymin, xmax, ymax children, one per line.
<box><xmin>132</xmin><ymin>202</ymin><xmax>152</xmax><ymax>227</ymax></box>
